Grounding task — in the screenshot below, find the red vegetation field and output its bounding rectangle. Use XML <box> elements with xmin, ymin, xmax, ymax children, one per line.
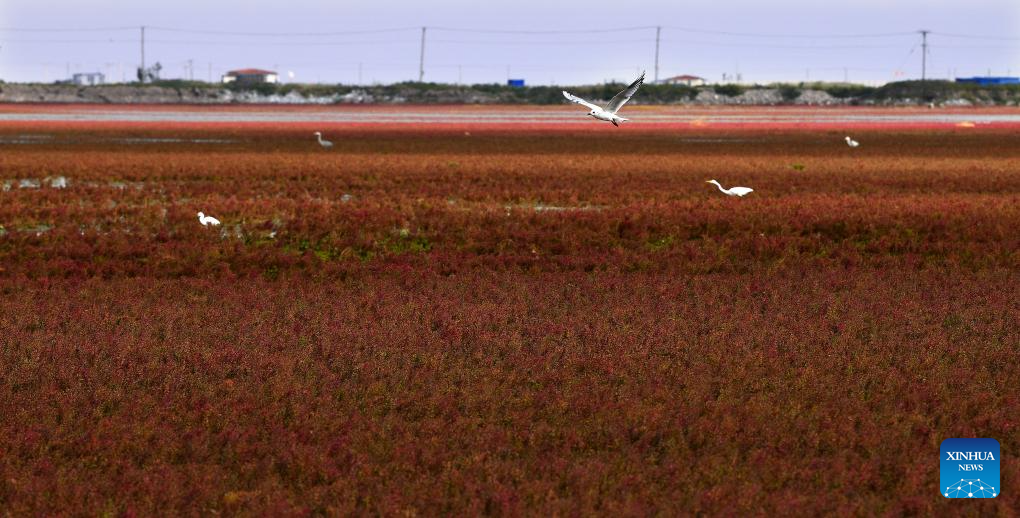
<box><xmin>1</xmin><ymin>111</ymin><xmax>1018</xmax><ymax>515</ymax></box>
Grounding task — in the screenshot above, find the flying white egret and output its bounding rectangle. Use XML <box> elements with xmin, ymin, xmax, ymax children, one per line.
<box><xmin>562</xmin><ymin>71</ymin><xmax>645</xmax><ymax>127</ymax></box>
<box><xmin>845</xmin><ymin>136</ymin><xmax>860</xmax><ymax>148</ymax></box>
<box><xmin>197</xmin><ymin>212</ymin><xmax>221</xmax><ymax>226</ymax></box>
<box><xmin>706</xmin><ymin>180</ymin><xmax>754</xmax><ymax>197</ymax></box>
<box><xmin>314</xmin><ymin>131</ymin><xmax>333</xmax><ymax>149</ymax></box>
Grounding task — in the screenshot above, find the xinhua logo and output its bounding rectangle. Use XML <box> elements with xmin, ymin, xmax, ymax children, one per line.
<box><xmin>940</xmin><ymin>438</ymin><xmax>1000</xmax><ymax>498</ymax></box>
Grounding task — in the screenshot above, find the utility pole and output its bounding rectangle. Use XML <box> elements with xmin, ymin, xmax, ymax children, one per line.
<box><xmin>654</xmin><ymin>26</ymin><xmax>661</xmax><ymax>83</ymax></box>
<box><xmin>920</xmin><ymin>30</ymin><xmax>929</xmax><ymax>81</ymax></box>
<box><xmin>418</xmin><ymin>27</ymin><xmax>427</xmax><ymax>82</ymax></box>
<box><xmin>919</xmin><ymin>29</ymin><xmax>930</xmax><ymax>100</ymax></box>
<box><xmin>140</xmin><ymin>26</ymin><xmax>146</xmax><ymax>83</ymax></box>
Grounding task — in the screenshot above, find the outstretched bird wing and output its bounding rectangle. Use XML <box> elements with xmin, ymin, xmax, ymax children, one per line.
<box><xmin>605</xmin><ymin>71</ymin><xmax>645</xmax><ymax>115</ymax></box>
<box><xmin>562</xmin><ymin>90</ymin><xmax>601</xmax><ymax>112</ymax></box>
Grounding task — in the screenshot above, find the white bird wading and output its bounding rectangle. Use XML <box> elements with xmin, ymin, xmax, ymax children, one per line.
<box><xmin>314</xmin><ymin>132</ymin><xmax>334</xmax><ymax>149</ymax></box>
<box><xmin>197</xmin><ymin>212</ymin><xmax>221</xmax><ymax>226</ymax></box>
<box><xmin>562</xmin><ymin>72</ymin><xmax>645</xmax><ymax>127</ymax></box>
<box><xmin>706</xmin><ymin>180</ymin><xmax>754</xmax><ymax>197</ymax></box>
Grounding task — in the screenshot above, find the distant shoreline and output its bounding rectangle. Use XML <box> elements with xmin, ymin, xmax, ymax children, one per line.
<box><xmin>1</xmin><ymin>80</ymin><xmax>1018</xmax><ymax>107</ymax></box>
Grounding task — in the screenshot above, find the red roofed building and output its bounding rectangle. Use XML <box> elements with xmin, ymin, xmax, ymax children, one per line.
<box><xmin>222</xmin><ymin>68</ymin><xmax>279</xmax><ymax>85</ymax></box>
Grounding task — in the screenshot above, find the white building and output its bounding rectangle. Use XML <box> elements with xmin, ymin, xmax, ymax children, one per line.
<box><xmin>72</xmin><ymin>72</ymin><xmax>105</xmax><ymax>86</ymax></box>
<box><xmin>660</xmin><ymin>75</ymin><xmax>706</xmax><ymax>87</ymax></box>
<box><xmin>222</xmin><ymin>68</ymin><xmax>279</xmax><ymax>85</ymax></box>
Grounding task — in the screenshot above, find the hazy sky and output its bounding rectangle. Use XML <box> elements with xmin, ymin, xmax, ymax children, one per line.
<box><xmin>2</xmin><ymin>0</ymin><xmax>1017</xmax><ymax>85</ymax></box>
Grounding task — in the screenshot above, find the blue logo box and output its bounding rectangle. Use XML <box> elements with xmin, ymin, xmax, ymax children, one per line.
<box><xmin>940</xmin><ymin>438</ymin><xmax>1000</xmax><ymax>498</ymax></box>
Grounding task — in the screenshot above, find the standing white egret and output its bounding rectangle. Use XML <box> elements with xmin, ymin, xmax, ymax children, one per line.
<box><xmin>197</xmin><ymin>212</ymin><xmax>221</xmax><ymax>226</ymax></box>
<box><xmin>845</xmin><ymin>136</ymin><xmax>860</xmax><ymax>148</ymax></box>
<box><xmin>706</xmin><ymin>180</ymin><xmax>754</xmax><ymax>197</ymax></box>
<box><xmin>562</xmin><ymin>71</ymin><xmax>645</xmax><ymax>127</ymax></box>
<box><xmin>314</xmin><ymin>131</ymin><xmax>334</xmax><ymax>149</ymax></box>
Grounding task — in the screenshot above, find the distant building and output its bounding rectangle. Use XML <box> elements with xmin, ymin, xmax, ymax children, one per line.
<box><xmin>71</xmin><ymin>72</ymin><xmax>105</xmax><ymax>86</ymax></box>
<box><xmin>955</xmin><ymin>77</ymin><xmax>1019</xmax><ymax>86</ymax></box>
<box><xmin>659</xmin><ymin>75</ymin><xmax>706</xmax><ymax>87</ymax></box>
<box><xmin>222</xmin><ymin>68</ymin><xmax>279</xmax><ymax>85</ymax></box>
<box><xmin>507</xmin><ymin>79</ymin><xmax>525</xmax><ymax>87</ymax></box>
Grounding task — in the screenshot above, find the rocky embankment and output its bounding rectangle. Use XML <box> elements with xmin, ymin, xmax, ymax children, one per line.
<box><xmin>0</xmin><ymin>84</ymin><xmax>361</xmax><ymax>104</ymax></box>
<box><xmin>0</xmin><ymin>82</ymin><xmax>1014</xmax><ymax>106</ymax></box>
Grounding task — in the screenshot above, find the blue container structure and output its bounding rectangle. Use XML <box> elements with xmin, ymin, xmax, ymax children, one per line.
<box><xmin>955</xmin><ymin>77</ymin><xmax>1020</xmax><ymax>85</ymax></box>
<box><xmin>507</xmin><ymin>79</ymin><xmax>525</xmax><ymax>87</ymax></box>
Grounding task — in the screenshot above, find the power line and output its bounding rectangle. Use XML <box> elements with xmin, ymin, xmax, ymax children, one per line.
<box><xmin>1</xmin><ymin>37</ymin><xmax>982</xmax><ymax>51</ymax></box>
<box><xmin>430</xmin><ymin>38</ymin><xmax>654</xmax><ymax>45</ymax></box>
<box><xmin>660</xmin><ymin>39</ymin><xmax>904</xmax><ymax>50</ymax></box>
<box><xmin>146</xmin><ymin>39</ymin><xmax>419</xmax><ymax>46</ymax></box>
<box><xmin>429</xmin><ymin>26</ymin><xmax>657</xmax><ymax>35</ymax></box>
<box><xmin>429</xmin><ymin>63</ymin><xmax>648</xmax><ymax>71</ymax></box>
<box><xmin>661</xmin><ymin>26</ymin><xmax>917</xmax><ymax>39</ymax></box>
<box><xmin>0</xmin><ymin>26</ymin><xmax>136</xmax><ymax>33</ymax></box>
<box><xmin>932</xmin><ymin>32</ymin><xmax>1020</xmax><ymax>41</ymax></box>
<box><xmin>772</xmin><ymin>66</ymin><xmax>892</xmax><ymax>73</ymax></box>
<box><xmin>931</xmin><ymin>44</ymin><xmax>1020</xmax><ymax>50</ymax></box>
<box><xmin>8</xmin><ymin>37</ymin><xmax>1004</xmax><ymax>51</ymax></box>
<box><xmin>145</xmin><ymin>25</ymin><xmax>420</xmax><ymax>36</ymax></box>
<box><xmin>892</xmin><ymin>43</ymin><xmax>919</xmax><ymax>79</ymax></box>
<box><xmin>0</xmin><ymin>38</ymin><xmax>132</xmax><ymax>43</ymax></box>
<box><xmin>4</xmin><ymin>25</ymin><xmax>1020</xmax><ymax>42</ymax></box>
<box><xmin>425</xmin><ymin>38</ymin><xmax>904</xmax><ymax>50</ymax></box>
<box><xmin>0</xmin><ymin>37</ymin><xmax>954</xmax><ymax>51</ymax></box>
